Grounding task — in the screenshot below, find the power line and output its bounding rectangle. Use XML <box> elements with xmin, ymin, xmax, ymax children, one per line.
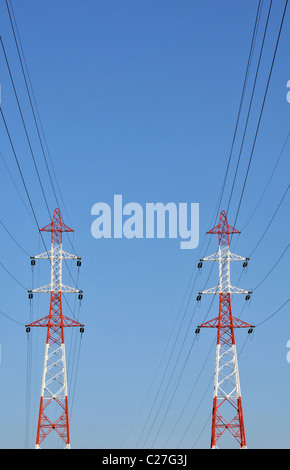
<box><xmin>1</xmin><ymin>29</ymin><xmax>79</xmax><ymax>282</ymax></box>
<box><xmin>6</xmin><ymin>0</ymin><xmax>77</xmax><ymax>251</ymax></box>
<box><xmin>150</xmin><ymin>335</ymin><xmax>198</xmax><ymax>448</ymax></box>
<box><xmin>141</xmin><ymin>305</ymin><xmax>199</xmax><ymax>448</ymax></box>
<box><xmin>0</xmin><ymin>35</ymin><xmax>51</xmax><ymax>219</ymax></box>
<box><xmin>132</xmin><ymin>2</ymin><xmax>265</xmax><ymax>448</ymax></box>
<box><xmin>0</xmin><ymin>105</ymin><xmax>62</xmax><ymax>305</ymax></box>
<box><xmin>253</xmin><ymin>243</ymin><xmax>289</xmax><ymax>291</ymax></box>
<box><xmin>216</xmin><ymin>0</ymin><xmax>264</xmax><ymax>216</ymax></box>
<box><xmin>1</xmin><ymin>5</ymin><xmax>83</xmax><ymax>449</ymax></box>
<box><xmin>134</xmin><ymin>272</ymin><xmax>198</xmax><ymax>448</ymax></box>
<box><xmin>164</xmin><ymin>2</ymin><xmax>285</xmax><ymax>448</ymax></box>
<box><xmin>239</xmin><ymin>128</ymin><xmax>290</xmax><ymax>233</ymax></box>
<box><xmin>0</xmin><ymin>149</ymin><xmax>35</xmax><ymax>222</ymax></box>
<box><xmin>0</xmin><ymin>260</ymin><xmax>27</xmax><ymax>290</ymax></box>
<box><xmin>250</xmin><ymin>183</ymin><xmax>289</xmax><ymax>256</ymax></box>
<box><xmin>231</xmin><ymin>0</ymin><xmax>288</xmax><ymax>229</ymax></box>
<box><xmin>0</xmin><ymin>107</ymin><xmax>48</xmax><ymax>252</ymax></box>
<box><xmin>1</xmin><ymin>30</ymin><xmax>80</xmax><ymax>285</ymax></box>
<box><xmin>151</xmin><ymin>293</ymin><xmax>217</xmax><ymax>448</ymax></box>
<box><xmin>0</xmin><ymin>307</ymin><xmax>25</xmax><ymax>326</ymax></box>
<box><xmin>134</xmin><ymin>255</ymin><xmax>217</xmax><ymax>448</ymax></box>
<box><xmin>163</xmin><ymin>336</ymin><xmax>215</xmax><ymax>448</ymax></box>
<box><xmin>226</xmin><ymin>0</ymin><xmax>272</xmax><ymax>214</ymax></box>
<box><xmin>3</xmin><ymin>6</ymin><xmax>83</xmax><ymax>447</ymax></box>
<box><xmin>5</xmin><ymin>0</ymin><xmax>61</xmax><ymax>212</ymax></box>
<box><xmin>132</xmin><ymin>222</ymin><xmax>216</xmax><ymax>447</ymax></box>
<box><xmin>255</xmin><ymin>298</ymin><xmax>290</xmax><ymax>326</ymax></box>
<box><xmin>0</xmin><ymin>218</ymin><xmax>30</xmax><ymax>256</ymax></box>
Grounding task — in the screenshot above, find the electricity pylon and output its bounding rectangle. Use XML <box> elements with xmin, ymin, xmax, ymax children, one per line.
<box><xmin>196</xmin><ymin>210</ymin><xmax>254</xmax><ymax>449</ymax></box>
<box><xmin>26</xmin><ymin>208</ymin><xmax>84</xmax><ymax>449</ymax></box>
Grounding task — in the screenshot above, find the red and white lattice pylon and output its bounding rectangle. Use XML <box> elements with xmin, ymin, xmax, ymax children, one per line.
<box><xmin>196</xmin><ymin>210</ymin><xmax>254</xmax><ymax>449</ymax></box>
<box><xmin>26</xmin><ymin>208</ymin><xmax>84</xmax><ymax>449</ymax></box>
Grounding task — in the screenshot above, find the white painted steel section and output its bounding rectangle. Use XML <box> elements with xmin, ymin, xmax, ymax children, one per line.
<box><xmin>40</xmin><ymin>343</ymin><xmax>49</xmax><ymax>398</ymax></box>
<box><xmin>62</xmin><ymin>343</ymin><xmax>68</xmax><ymax>397</ymax></box>
<box><xmin>31</xmin><ymin>245</ymin><xmax>81</xmax><ymax>294</ymax></box>
<box><xmin>213</xmin><ymin>344</ymin><xmax>220</xmax><ymax>398</ymax></box>
<box><xmin>200</xmin><ymin>247</ymin><xmax>251</xmax><ymax>296</ymax></box>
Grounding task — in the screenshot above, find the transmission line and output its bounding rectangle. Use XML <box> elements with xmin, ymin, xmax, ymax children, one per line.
<box><xmin>226</xmin><ymin>0</ymin><xmax>272</xmax><ymax>215</ymax></box>
<box><xmin>132</xmin><ymin>1</ymin><xmax>266</xmax><ymax>449</ymax></box>
<box><xmin>6</xmin><ymin>0</ymin><xmax>77</xmax><ymax>252</ymax></box>
<box><xmin>0</xmin><ymin>35</ymin><xmax>51</xmax><ymax>219</ymax></box>
<box><xmin>250</xmin><ymin>183</ymin><xmax>289</xmax><ymax>256</ymax></box>
<box><xmin>231</xmin><ymin>0</ymin><xmax>288</xmax><ymax>229</ymax></box>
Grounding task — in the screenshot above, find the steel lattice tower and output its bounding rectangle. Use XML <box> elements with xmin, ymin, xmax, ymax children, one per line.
<box><xmin>26</xmin><ymin>208</ymin><xmax>84</xmax><ymax>449</ymax></box>
<box><xmin>196</xmin><ymin>210</ymin><xmax>254</xmax><ymax>449</ymax></box>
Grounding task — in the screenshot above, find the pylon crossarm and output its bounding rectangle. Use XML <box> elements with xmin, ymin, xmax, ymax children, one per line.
<box><xmin>31</xmin><ymin>284</ymin><xmax>52</xmax><ymax>294</ymax></box>
<box><xmin>200</xmin><ymin>285</ymin><xmax>250</xmax><ymax>295</ymax></box>
<box><xmin>229</xmin><ymin>286</ymin><xmax>251</xmax><ymax>295</ymax></box>
<box><xmin>199</xmin><ymin>316</ymin><xmax>219</xmax><ymax>328</ymax></box>
<box><xmin>231</xmin><ymin>316</ymin><xmax>253</xmax><ymax>329</ymax></box>
<box><xmin>30</xmin><ymin>284</ymin><xmax>81</xmax><ymax>294</ymax></box>
<box><xmin>26</xmin><ymin>315</ymin><xmax>49</xmax><ymax>328</ymax></box>
<box><xmin>229</xmin><ymin>252</ymin><xmax>249</xmax><ymax>262</ymax></box>
<box><xmin>199</xmin><ymin>286</ymin><xmax>219</xmax><ymax>295</ymax></box>
<box><xmin>199</xmin><ymin>316</ymin><xmax>252</xmax><ymax>329</ymax></box>
<box><xmin>207</xmin><ymin>222</ymin><xmax>240</xmax><ymax>237</ymax></box>
<box><xmin>201</xmin><ymin>251</ymin><xmax>248</xmax><ymax>263</ymax></box>
<box><xmin>40</xmin><ymin>219</ymin><xmax>74</xmax><ymax>235</ymax></box>
<box><xmin>201</xmin><ymin>252</ymin><xmax>219</xmax><ymax>262</ymax></box>
<box><xmin>32</xmin><ymin>250</ymin><xmax>80</xmax><ymax>261</ymax></box>
<box><xmin>62</xmin><ymin>315</ymin><xmax>84</xmax><ymax>327</ymax></box>
<box><xmin>32</xmin><ymin>250</ymin><xmax>52</xmax><ymax>260</ymax></box>
<box><xmin>27</xmin><ymin>315</ymin><xmax>83</xmax><ymax>328</ymax></box>
<box><xmin>61</xmin><ymin>250</ymin><xmax>81</xmax><ymax>260</ymax></box>
<box><xmin>61</xmin><ymin>284</ymin><xmax>82</xmax><ymax>294</ymax></box>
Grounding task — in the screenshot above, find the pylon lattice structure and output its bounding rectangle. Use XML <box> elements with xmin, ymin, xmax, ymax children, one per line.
<box><xmin>197</xmin><ymin>210</ymin><xmax>254</xmax><ymax>449</ymax></box>
<box><xmin>26</xmin><ymin>208</ymin><xmax>84</xmax><ymax>449</ymax></box>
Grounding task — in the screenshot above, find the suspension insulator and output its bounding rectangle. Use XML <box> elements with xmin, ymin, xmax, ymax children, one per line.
<box><xmin>77</xmin><ymin>260</ymin><xmax>81</xmax><ymax>267</ymax></box>
<box><xmin>28</xmin><ymin>292</ymin><xmax>33</xmax><ymax>299</ymax></box>
<box><xmin>80</xmin><ymin>327</ymin><xmax>84</xmax><ymax>334</ymax></box>
<box><xmin>31</xmin><ymin>259</ymin><xmax>35</xmax><ymax>266</ymax></box>
<box><xmin>196</xmin><ymin>294</ymin><xmax>201</xmax><ymax>301</ymax></box>
<box><xmin>78</xmin><ymin>293</ymin><xmax>83</xmax><ymax>300</ymax></box>
<box><xmin>243</xmin><ymin>261</ymin><xmax>248</xmax><ymax>268</ymax></box>
<box><xmin>198</xmin><ymin>261</ymin><xmax>203</xmax><ymax>269</ymax></box>
<box><xmin>26</xmin><ymin>326</ymin><xmax>30</xmax><ymax>333</ymax></box>
<box><xmin>195</xmin><ymin>327</ymin><xmax>200</xmax><ymax>334</ymax></box>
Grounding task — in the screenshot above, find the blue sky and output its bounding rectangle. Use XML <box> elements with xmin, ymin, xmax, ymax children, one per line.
<box><xmin>0</xmin><ymin>0</ymin><xmax>289</xmax><ymax>449</ymax></box>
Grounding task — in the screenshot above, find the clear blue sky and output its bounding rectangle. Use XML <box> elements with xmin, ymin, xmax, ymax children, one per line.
<box><xmin>0</xmin><ymin>0</ymin><xmax>289</xmax><ymax>449</ymax></box>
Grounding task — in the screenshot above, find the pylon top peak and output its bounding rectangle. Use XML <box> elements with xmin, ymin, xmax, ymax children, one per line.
<box><xmin>207</xmin><ymin>210</ymin><xmax>240</xmax><ymax>246</ymax></box>
<box><xmin>40</xmin><ymin>208</ymin><xmax>74</xmax><ymax>244</ymax></box>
